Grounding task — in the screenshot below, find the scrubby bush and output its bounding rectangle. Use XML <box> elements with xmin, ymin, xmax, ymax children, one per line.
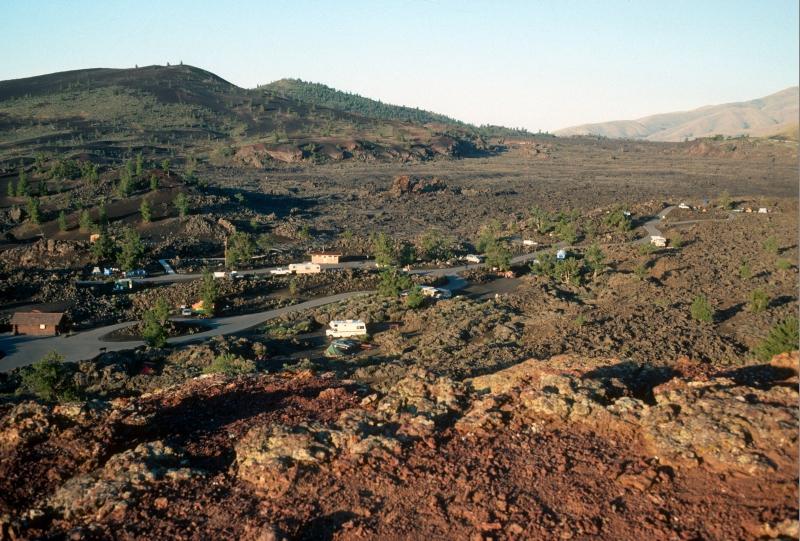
<box><xmin>748</xmin><ymin>289</ymin><xmax>770</xmax><ymax>313</ymax></box>
<box><xmin>203</xmin><ymin>353</ymin><xmax>256</xmax><ymax>376</ymax></box>
<box><xmin>739</xmin><ymin>260</ymin><xmax>752</xmax><ymax>280</ymax></box>
<box><xmin>690</xmin><ymin>295</ymin><xmax>714</xmax><ymax>323</ymax></box>
<box><xmin>754</xmin><ymin>317</ymin><xmax>798</xmax><ymax>362</ymax></box>
<box><xmin>19</xmin><ymin>352</ymin><xmax>78</xmax><ymax>402</ymax></box>
<box><xmin>484</xmin><ymin>239</ymin><xmax>512</xmax><ymax>271</ymax></box>
<box><xmin>225</xmin><ymin>231</ymin><xmax>254</xmax><ymax>267</ymax></box>
<box><xmin>763</xmin><ymin>236</ymin><xmax>779</xmax><ymax>255</ymax></box>
<box><xmin>776</xmin><ymin>258</ymin><xmax>792</xmax><ymax>271</ymax></box>
<box><xmin>584</xmin><ymin>243</ymin><xmax>605</xmax><ymax>279</ymax></box>
<box><xmin>604</xmin><ymin>207</ymin><xmax>632</xmax><ymax>231</ymax></box>
<box><xmin>405</xmin><ymin>285</ymin><xmax>425</xmax><ymax>309</ymax></box>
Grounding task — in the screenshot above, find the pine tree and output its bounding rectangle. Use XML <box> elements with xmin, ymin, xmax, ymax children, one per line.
<box><xmin>174</xmin><ymin>193</ymin><xmax>189</xmax><ymax>217</ymax></box>
<box><xmin>117</xmin><ymin>228</ymin><xmax>145</xmax><ymax>270</ymax></box>
<box><xmin>26</xmin><ymin>196</ymin><xmax>41</xmax><ymax>224</ymax></box>
<box><xmin>16</xmin><ymin>168</ymin><xmax>28</xmax><ymax>197</ymax></box>
<box><xmin>57</xmin><ymin>210</ymin><xmax>68</xmax><ymax>231</ymax></box>
<box><xmin>140</xmin><ymin>199</ymin><xmax>152</xmax><ymax>223</ymax></box>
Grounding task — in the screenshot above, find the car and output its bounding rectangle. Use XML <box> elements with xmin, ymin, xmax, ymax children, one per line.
<box><xmin>270</xmin><ymin>267</ymin><xmax>292</xmax><ymax>275</ymax></box>
<box><xmin>180</xmin><ymin>308</ymin><xmax>193</xmax><ymax>316</ymax></box>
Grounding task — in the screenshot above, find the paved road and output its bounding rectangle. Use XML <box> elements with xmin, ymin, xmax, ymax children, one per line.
<box><xmin>636</xmin><ymin>206</ymin><xmax>676</xmax><ymax>245</ymax></box>
<box><xmin>0</xmin><ymin>291</ymin><xmax>369</xmax><ymax>371</ymax></box>
<box><xmin>1</xmin><ymin>205</ymin><xmax>715</xmax><ymax>372</ymax></box>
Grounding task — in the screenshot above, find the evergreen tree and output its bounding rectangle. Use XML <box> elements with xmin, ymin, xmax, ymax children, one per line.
<box><xmin>141</xmin><ymin>308</ymin><xmax>167</xmax><ymax>347</ymax></box>
<box><xmin>57</xmin><ymin>210</ymin><xmax>68</xmax><ymax>232</ymax></box>
<box><xmin>225</xmin><ymin>231</ymin><xmax>254</xmax><ymax>267</ymax></box>
<box><xmin>26</xmin><ymin>196</ymin><xmax>41</xmax><ymax>225</ymax></box>
<box><xmin>117</xmin><ymin>228</ymin><xmax>145</xmax><ymax>270</ymax></box>
<box><xmin>16</xmin><ymin>167</ymin><xmax>28</xmax><ymax>196</ymax></box>
<box><xmin>149</xmin><ymin>173</ymin><xmax>159</xmax><ymax>191</ymax></box>
<box><xmin>79</xmin><ymin>209</ymin><xmax>94</xmax><ymax>232</ymax></box>
<box><xmin>200</xmin><ymin>269</ymin><xmax>217</xmax><ymax>315</ymax></box>
<box><xmin>91</xmin><ymin>228</ymin><xmax>117</xmax><ymax>262</ymax></box>
<box><xmin>140</xmin><ymin>199</ymin><xmax>152</xmax><ymax>223</ymax></box>
<box><xmin>585</xmin><ymin>243</ymin><xmax>605</xmax><ymax>279</ymax></box>
<box><xmin>135</xmin><ymin>153</ymin><xmax>144</xmax><ymax>177</ymax></box>
<box><xmin>174</xmin><ymin>192</ymin><xmax>189</xmax><ymax>217</ymax></box>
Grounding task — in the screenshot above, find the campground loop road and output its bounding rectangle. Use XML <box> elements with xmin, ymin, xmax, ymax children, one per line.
<box><xmin>2</xmin><ymin>205</ymin><xmax>733</xmax><ymax>372</ymax></box>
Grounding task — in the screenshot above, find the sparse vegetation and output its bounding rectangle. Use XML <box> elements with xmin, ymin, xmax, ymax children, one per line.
<box><xmin>754</xmin><ymin>317</ymin><xmax>798</xmax><ymax>361</ymax></box>
<box><xmin>690</xmin><ymin>295</ymin><xmax>714</xmax><ymax>323</ymax></box>
<box><xmin>18</xmin><ymin>352</ymin><xmax>78</xmax><ymax>402</ymax></box>
<box><xmin>748</xmin><ymin>289</ymin><xmax>770</xmax><ymax>313</ymax></box>
<box><xmin>203</xmin><ymin>353</ymin><xmax>256</xmax><ymax>376</ymax></box>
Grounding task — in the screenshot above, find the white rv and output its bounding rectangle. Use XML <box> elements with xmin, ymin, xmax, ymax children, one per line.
<box><xmin>326</xmin><ymin>319</ymin><xmax>367</xmax><ymax>338</ymax></box>
<box><xmin>650</xmin><ymin>235</ymin><xmax>667</xmax><ymax>247</ymax></box>
<box><xmin>420</xmin><ymin>286</ymin><xmax>452</xmax><ymax>299</ymax></box>
<box><xmin>289</xmin><ymin>262</ymin><xmax>322</xmax><ymax>274</ymax></box>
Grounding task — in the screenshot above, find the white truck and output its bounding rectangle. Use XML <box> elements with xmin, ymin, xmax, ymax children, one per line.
<box><xmin>270</xmin><ymin>267</ymin><xmax>292</xmax><ymax>275</ymax></box>
<box><xmin>326</xmin><ymin>319</ymin><xmax>367</xmax><ymax>338</ymax></box>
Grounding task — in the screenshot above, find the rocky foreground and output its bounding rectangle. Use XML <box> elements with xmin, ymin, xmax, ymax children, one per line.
<box><xmin>0</xmin><ymin>351</ymin><xmax>797</xmax><ymax>540</ymax></box>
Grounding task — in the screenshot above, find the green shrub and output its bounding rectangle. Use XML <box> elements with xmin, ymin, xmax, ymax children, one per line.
<box><xmin>763</xmin><ymin>236</ymin><xmax>779</xmax><ymax>255</ymax></box>
<box><xmin>203</xmin><ymin>353</ymin><xmax>256</xmax><ymax>376</ymax></box>
<box><xmin>754</xmin><ymin>317</ymin><xmax>798</xmax><ymax>362</ymax></box>
<box><xmin>405</xmin><ymin>285</ymin><xmax>425</xmax><ymax>309</ymax></box>
<box><xmin>19</xmin><ymin>352</ymin><xmax>78</xmax><ymax>402</ymax></box>
<box><xmin>748</xmin><ymin>289</ymin><xmax>770</xmax><ymax>313</ymax></box>
<box><xmin>776</xmin><ymin>258</ymin><xmax>792</xmax><ymax>271</ymax></box>
<box><xmin>739</xmin><ymin>261</ymin><xmax>752</xmax><ymax>280</ymax></box>
<box><xmin>690</xmin><ymin>295</ymin><xmax>714</xmax><ymax>323</ymax></box>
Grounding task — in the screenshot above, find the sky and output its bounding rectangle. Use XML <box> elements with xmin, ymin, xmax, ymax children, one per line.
<box><xmin>2</xmin><ymin>0</ymin><xmax>798</xmax><ymax>131</ymax></box>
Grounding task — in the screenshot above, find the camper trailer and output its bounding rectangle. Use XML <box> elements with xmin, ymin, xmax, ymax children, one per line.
<box><xmin>650</xmin><ymin>235</ymin><xmax>667</xmax><ymax>247</ymax></box>
<box><xmin>289</xmin><ymin>262</ymin><xmax>322</xmax><ymax>274</ymax></box>
<box><xmin>420</xmin><ymin>286</ymin><xmax>452</xmax><ymax>299</ymax></box>
<box><xmin>326</xmin><ymin>319</ymin><xmax>367</xmax><ymax>338</ymax></box>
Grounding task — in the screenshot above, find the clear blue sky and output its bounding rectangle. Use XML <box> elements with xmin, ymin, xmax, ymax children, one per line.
<box><xmin>2</xmin><ymin>0</ymin><xmax>798</xmax><ymax>131</ymax></box>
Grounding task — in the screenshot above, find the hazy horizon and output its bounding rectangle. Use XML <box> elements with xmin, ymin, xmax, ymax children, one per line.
<box><xmin>3</xmin><ymin>0</ymin><xmax>798</xmax><ymax>132</ymax></box>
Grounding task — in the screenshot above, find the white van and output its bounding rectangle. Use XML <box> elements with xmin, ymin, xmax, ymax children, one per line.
<box><xmin>326</xmin><ymin>319</ymin><xmax>367</xmax><ymax>338</ymax></box>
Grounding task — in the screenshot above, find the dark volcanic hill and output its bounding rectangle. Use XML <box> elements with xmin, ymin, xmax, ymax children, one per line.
<box><xmin>0</xmin><ymin>65</ymin><xmax>524</xmax><ymax>168</ymax></box>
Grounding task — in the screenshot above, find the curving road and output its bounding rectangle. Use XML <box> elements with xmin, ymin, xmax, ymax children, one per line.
<box><xmin>2</xmin><ymin>205</ymin><xmax>731</xmax><ymax>372</ymax></box>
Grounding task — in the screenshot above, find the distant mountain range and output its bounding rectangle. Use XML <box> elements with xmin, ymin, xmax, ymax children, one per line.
<box><xmin>555</xmin><ymin>87</ymin><xmax>799</xmax><ymax>141</ymax></box>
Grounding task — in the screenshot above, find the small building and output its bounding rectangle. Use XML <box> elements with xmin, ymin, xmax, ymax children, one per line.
<box><xmin>289</xmin><ymin>262</ymin><xmax>322</xmax><ymax>274</ymax></box>
<box><xmin>326</xmin><ymin>319</ymin><xmax>367</xmax><ymax>338</ymax></box>
<box><xmin>310</xmin><ymin>252</ymin><xmax>343</xmax><ymax>265</ymax></box>
<box><xmin>10</xmin><ymin>311</ymin><xmax>66</xmax><ymax>336</ymax></box>
<box><xmin>650</xmin><ymin>235</ymin><xmax>667</xmax><ymax>247</ymax></box>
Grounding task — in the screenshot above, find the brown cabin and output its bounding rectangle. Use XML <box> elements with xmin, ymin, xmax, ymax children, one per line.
<box><xmin>310</xmin><ymin>252</ymin><xmax>343</xmax><ymax>265</ymax></box>
<box><xmin>10</xmin><ymin>311</ymin><xmax>66</xmax><ymax>336</ymax></box>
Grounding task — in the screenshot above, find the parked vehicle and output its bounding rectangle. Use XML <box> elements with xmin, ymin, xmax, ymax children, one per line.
<box><xmin>326</xmin><ymin>319</ymin><xmax>367</xmax><ymax>338</ymax></box>
<box><xmin>270</xmin><ymin>267</ymin><xmax>292</xmax><ymax>275</ymax></box>
<box><xmin>465</xmin><ymin>254</ymin><xmax>483</xmax><ymax>264</ymax></box>
<box><xmin>556</xmin><ymin>249</ymin><xmax>567</xmax><ymax>260</ymax></box>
